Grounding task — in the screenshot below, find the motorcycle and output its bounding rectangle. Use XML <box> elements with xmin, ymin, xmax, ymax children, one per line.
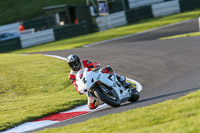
<box><xmin>76</xmin><ymin>67</ymin><xmax>139</xmax><ymax>107</ymax></box>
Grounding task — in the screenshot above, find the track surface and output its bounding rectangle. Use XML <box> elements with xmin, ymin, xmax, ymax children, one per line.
<box><xmin>30</xmin><ymin>18</ymin><xmax>200</xmax><ymax>132</ymax></box>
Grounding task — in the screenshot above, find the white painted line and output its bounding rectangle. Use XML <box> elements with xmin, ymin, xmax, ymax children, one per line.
<box><xmin>127</xmin><ymin>78</ymin><xmax>143</xmax><ymax>92</ymax></box>
<box><xmin>3</xmin><ymin>121</ymin><xmax>59</xmax><ymax>133</ymax></box>
<box><xmin>44</xmin><ymin>54</ymin><xmax>68</xmax><ymax>61</ymax></box>
<box><xmin>83</xmin><ymin>18</ymin><xmax>197</xmax><ymax>47</ymax></box>
<box><xmin>62</xmin><ymin>104</ymin><xmax>109</xmax><ymax>113</ymax></box>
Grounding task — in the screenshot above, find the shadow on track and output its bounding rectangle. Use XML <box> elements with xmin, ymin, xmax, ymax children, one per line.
<box><xmin>122</xmin><ymin>87</ymin><xmax>200</xmax><ymax>107</ymax></box>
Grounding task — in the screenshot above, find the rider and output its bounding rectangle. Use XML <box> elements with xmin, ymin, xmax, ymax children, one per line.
<box><xmin>66</xmin><ymin>54</ymin><xmax>130</xmax><ymax>110</ymax></box>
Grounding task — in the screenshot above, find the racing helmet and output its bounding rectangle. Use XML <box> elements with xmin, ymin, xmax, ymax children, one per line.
<box><xmin>67</xmin><ymin>54</ymin><xmax>81</xmax><ymax>71</ymax></box>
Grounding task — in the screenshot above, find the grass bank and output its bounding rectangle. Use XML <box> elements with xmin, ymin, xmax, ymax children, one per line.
<box><xmin>38</xmin><ymin>90</ymin><xmax>200</xmax><ymax>133</ymax></box>
<box><xmin>0</xmin><ymin>0</ymin><xmax>84</xmax><ymax>25</ymax></box>
<box><xmin>160</xmin><ymin>32</ymin><xmax>200</xmax><ymax>39</ymax></box>
<box><xmin>0</xmin><ymin>54</ymin><xmax>87</xmax><ymax>131</ymax></box>
<box><xmin>12</xmin><ymin>9</ymin><xmax>200</xmax><ymax>54</ymax></box>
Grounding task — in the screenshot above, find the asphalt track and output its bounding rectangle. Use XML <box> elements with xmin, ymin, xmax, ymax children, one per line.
<box><xmin>30</xmin><ymin>18</ymin><xmax>200</xmax><ymax>132</ymax></box>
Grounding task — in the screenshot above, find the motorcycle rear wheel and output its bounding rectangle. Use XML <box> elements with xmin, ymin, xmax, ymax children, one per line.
<box><xmin>94</xmin><ymin>86</ymin><xmax>120</xmax><ymax>107</ymax></box>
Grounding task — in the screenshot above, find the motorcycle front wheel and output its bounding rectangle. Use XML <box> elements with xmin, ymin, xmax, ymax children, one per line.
<box><xmin>94</xmin><ymin>86</ymin><xmax>120</xmax><ymax>107</ymax></box>
<box><xmin>128</xmin><ymin>86</ymin><xmax>140</xmax><ymax>102</ymax></box>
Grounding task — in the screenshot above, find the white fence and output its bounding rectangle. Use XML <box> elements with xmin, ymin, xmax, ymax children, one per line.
<box><xmin>128</xmin><ymin>0</ymin><xmax>164</xmax><ymax>9</ymax></box>
<box><xmin>96</xmin><ymin>11</ymin><xmax>127</xmax><ymax>31</ymax></box>
<box><xmin>20</xmin><ymin>29</ymin><xmax>55</xmax><ymax>48</ymax></box>
<box><xmin>0</xmin><ymin>22</ymin><xmax>20</xmax><ymax>34</ymax></box>
<box><xmin>152</xmin><ymin>0</ymin><xmax>180</xmax><ymax>17</ymax></box>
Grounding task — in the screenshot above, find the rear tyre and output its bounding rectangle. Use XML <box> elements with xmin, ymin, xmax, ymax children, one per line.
<box><xmin>94</xmin><ymin>86</ymin><xmax>120</xmax><ymax>107</ymax></box>
<box><xmin>128</xmin><ymin>86</ymin><xmax>140</xmax><ymax>102</ymax></box>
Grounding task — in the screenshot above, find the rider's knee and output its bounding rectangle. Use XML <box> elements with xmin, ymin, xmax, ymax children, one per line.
<box><xmin>101</xmin><ymin>66</ymin><xmax>113</xmax><ymax>74</ymax></box>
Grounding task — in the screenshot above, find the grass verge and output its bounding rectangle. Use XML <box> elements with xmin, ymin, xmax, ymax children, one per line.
<box><xmin>11</xmin><ymin>9</ymin><xmax>200</xmax><ymax>54</ymax></box>
<box><xmin>38</xmin><ymin>90</ymin><xmax>200</xmax><ymax>133</ymax></box>
<box><xmin>0</xmin><ymin>54</ymin><xmax>87</xmax><ymax>131</ymax></box>
<box><xmin>160</xmin><ymin>32</ymin><xmax>200</xmax><ymax>40</ymax></box>
<box><xmin>0</xmin><ymin>0</ymin><xmax>84</xmax><ymax>25</ymax></box>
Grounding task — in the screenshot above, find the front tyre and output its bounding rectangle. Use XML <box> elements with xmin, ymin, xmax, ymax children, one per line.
<box><xmin>94</xmin><ymin>86</ymin><xmax>120</xmax><ymax>107</ymax></box>
<box><xmin>128</xmin><ymin>86</ymin><xmax>140</xmax><ymax>102</ymax></box>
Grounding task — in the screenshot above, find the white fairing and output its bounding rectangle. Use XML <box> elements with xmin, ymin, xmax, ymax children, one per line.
<box><xmin>76</xmin><ymin>68</ymin><xmax>132</xmax><ymax>103</ymax></box>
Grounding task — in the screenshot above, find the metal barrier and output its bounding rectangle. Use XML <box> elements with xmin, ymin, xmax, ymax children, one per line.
<box><xmin>152</xmin><ymin>0</ymin><xmax>180</xmax><ymax>17</ymax></box>
<box><xmin>126</xmin><ymin>6</ymin><xmax>153</xmax><ymax>23</ymax></box>
<box><xmin>179</xmin><ymin>0</ymin><xmax>200</xmax><ymax>12</ymax></box>
<box><xmin>96</xmin><ymin>11</ymin><xmax>127</xmax><ymax>31</ymax></box>
<box><xmin>0</xmin><ymin>22</ymin><xmax>20</xmax><ymax>34</ymax></box>
<box><xmin>128</xmin><ymin>0</ymin><xmax>164</xmax><ymax>9</ymax></box>
<box><xmin>0</xmin><ymin>37</ymin><xmax>21</xmax><ymax>52</ymax></box>
<box><xmin>19</xmin><ymin>28</ymin><xmax>35</xmax><ymax>35</ymax></box>
<box><xmin>20</xmin><ymin>29</ymin><xmax>55</xmax><ymax>48</ymax></box>
<box><xmin>53</xmin><ymin>21</ymin><xmax>91</xmax><ymax>41</ymax></box>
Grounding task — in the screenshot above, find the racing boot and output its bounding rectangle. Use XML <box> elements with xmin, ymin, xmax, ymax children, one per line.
<box><xmin>88</xmin><ymin>99</ymin><xmax>104</xmax><ymax>110</ymax></box>
<box><xmin>116</xmin><ymin>75</ymin><xmax>131</xmax><ymax>88</ymax></box>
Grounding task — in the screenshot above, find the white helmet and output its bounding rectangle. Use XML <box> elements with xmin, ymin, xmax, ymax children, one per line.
<box><xmin>67</xmin><ymin>54</ymin><xmax>81</xmax><ymax>71</ymax></box>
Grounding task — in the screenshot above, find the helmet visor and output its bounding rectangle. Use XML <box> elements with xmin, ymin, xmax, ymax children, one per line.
<box><xmin>68</xmin><ymin>58</ymin><xmax>81</xmax><ymax>71</ymax></box>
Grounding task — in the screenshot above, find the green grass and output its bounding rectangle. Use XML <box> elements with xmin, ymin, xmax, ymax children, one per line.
<box><xmin>0</xmin><ymin>0</ymin><xmax>84</xmax><ymax>25</ymax></box>
<box><xmin>11</xmin><ymin>9</ymin><xmax>200</xmax><ymax>54</ymax></box>
<box><xmin>160</xmin><ymin>32</ymin><xmax>200</xmax><ymax>40</ymax></box>
<box><xmin>0</xmin><ymin>54</ymin><xmax>87</xmax><ymax>131</ymax></box>
<box><xmin>38</xmin><ymin>90</ymin><xmax>200</xmax><ymax>133</ymax></box>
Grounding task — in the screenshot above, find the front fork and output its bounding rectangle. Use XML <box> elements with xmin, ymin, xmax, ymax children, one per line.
<box><xmin>87</xmin><ymin>90</ymin><xmax>99</xmax><ymax>101</ymax></box>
